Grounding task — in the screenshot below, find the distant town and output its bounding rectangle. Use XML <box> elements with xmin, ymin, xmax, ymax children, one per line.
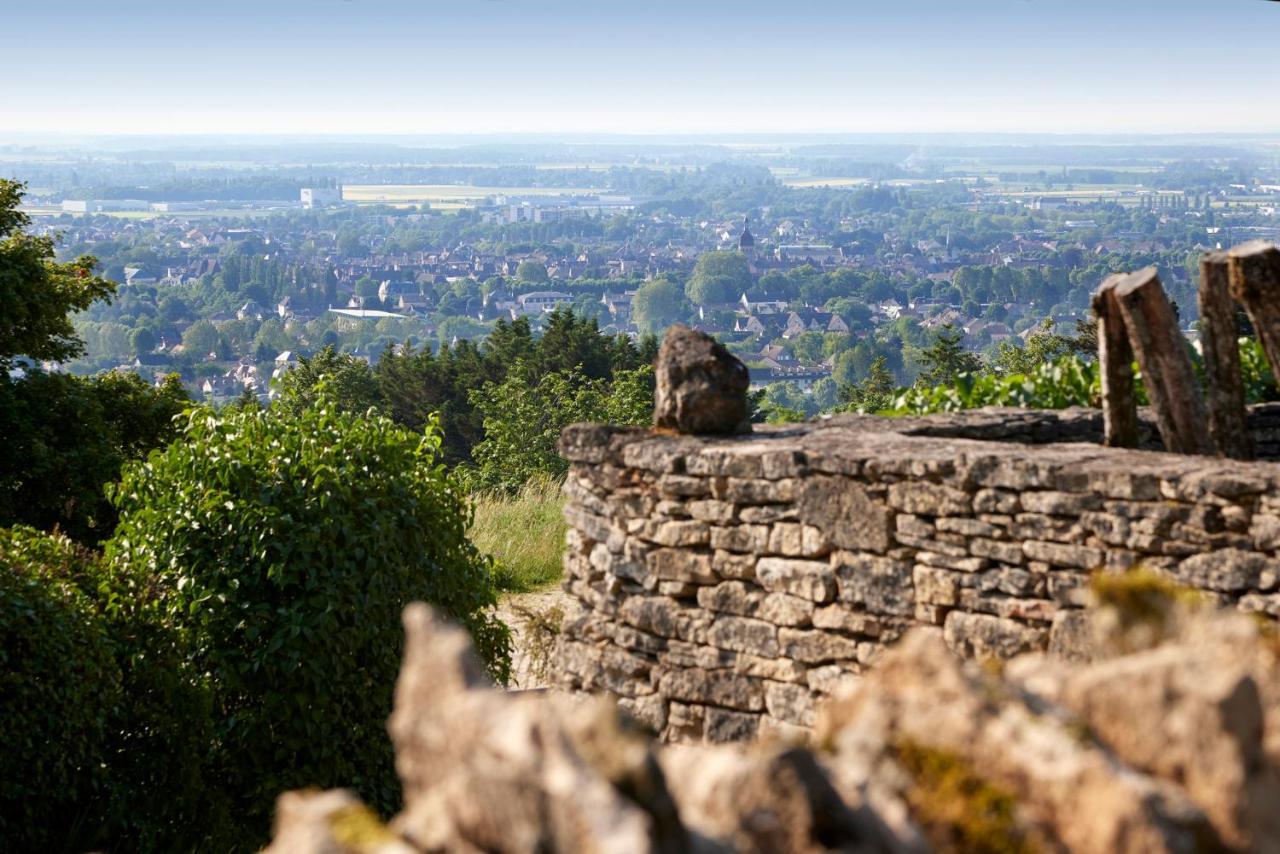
<box><xmin>10</xmin><ymin>135</ymin><xmax>1280</xmax><ymax>410</ymax></box>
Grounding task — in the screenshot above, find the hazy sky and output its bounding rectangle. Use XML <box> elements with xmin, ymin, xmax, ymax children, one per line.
<box><xmin>6</xmin><ymin>0</ymin><xmax>1279</xmax><ymax>136</ymax></box>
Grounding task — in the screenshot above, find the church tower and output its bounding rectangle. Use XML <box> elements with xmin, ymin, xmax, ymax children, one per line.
<box><xmin>738</xmin><ymin>217</ymin><xmax>755</xmax><ymax>258</ymax></box>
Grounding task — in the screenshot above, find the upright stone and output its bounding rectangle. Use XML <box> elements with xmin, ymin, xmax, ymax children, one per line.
<box><xmin>1092</xmin><ymin>275</ymin><xmax>1139</xmax><ymax>448</ymax></box>
<box><xmin>1198</xmin><ymin>251</ymin><xmax>1252</xmax><ymax>459</ymax></box>
<box><xmin>1112</xmin><ymin>267</ymin><xmax>1210</xmax><ymax>455</ymax></box>
<box><xmin>653</xmin><ymin>324</ymin><xmax>751</xmax><ymax>435</ymax></box>
<box><xmin>1228</xmin><ymin>241</ymin><xmax>1280</xmax><ymax>389</ymax></box>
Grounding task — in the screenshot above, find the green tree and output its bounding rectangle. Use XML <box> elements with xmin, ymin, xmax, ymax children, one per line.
<box><xmin>837</xmin><ymin>355</ymin><xmax>897</xmax><ymax>412</ymax></box>
<box><xmin>686</xmin><ymin>251</ymin><xmax>751</xmax><ymax>306</ymax></box>
<box><xmin>469</xmin><ymin>363</ymin><xmax>652</xmax><ymax>492</ymax></box>
<box><xmin>106</xmin><ymin>401</ymin><xmax>510</xmax><ymax>841</ymax></box>
<box><xmin>129</xmin><ymin>326</ymin><xmax>156</xmax><ymax>357</ymax></box>
<box><xmin>181</xmin><ymin>319</ymin><xmax>223</xmax><ymax>359</ymax></box>
<box><xmin>631</xmin><ymin>278</ymin><xmax>686</xmax><ymax>334</ymax></box>
<box><xmin>991</xmin><ymin>320</ymin><xmax>1076</xmax><ymax>375</ymax></box>
<box><xmin>0</xmin><ymin>181</ymin><xmax>116</xmax><ymax>368</ymax></box>
<box><xmin>515</xmin><ymin>259</ymin><xmax>549</xmax><ymax>283</ymax></box>
<box><xmin>0</xmin><ymin>371</ymin><xmax>190</xmax><ymax>543</ymax></box>
<box><xmin>273</xmin><ymin>345</ymin><xmax>382</xmax><ymax>415</ymax></box>
<box><xmin>917</xmin><ymin>325</ymin><xmax>982</xmax><ymax>387</ymax></box>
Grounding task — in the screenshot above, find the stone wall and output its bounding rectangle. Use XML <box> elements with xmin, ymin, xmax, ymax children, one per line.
<box><xmin>555</xmin><ymin>407</ymin><xmax>1280</xmax><ymax>742</ymax></box>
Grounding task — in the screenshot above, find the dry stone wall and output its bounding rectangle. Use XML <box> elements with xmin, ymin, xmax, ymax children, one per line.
<box><xmin>555</xmin><ymin>407</ymin><xmax>1280</xmax><ymax>742</ymax></box>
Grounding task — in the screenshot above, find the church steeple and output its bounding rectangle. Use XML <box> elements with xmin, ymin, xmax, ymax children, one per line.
<box><xmin>738</xmin><ymin>217</ymin><xmax>755</xmax><ymax>255</ymax></box>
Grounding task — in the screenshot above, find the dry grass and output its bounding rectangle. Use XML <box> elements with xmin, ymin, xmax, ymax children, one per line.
<box><xmin>470</xmin><ymin>477</ymin><xmax>567</xmax><ymax>593</ymax></box>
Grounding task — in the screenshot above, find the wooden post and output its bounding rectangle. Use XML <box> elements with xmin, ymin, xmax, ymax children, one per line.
<box><xmin>1091</xmin><ymin>273</ymin><xmax>1138</xmax><ymax>448</ymax></box>
<box><xmin>1112</xmin><ymin>267</ymin><xmax>1211</xmax><ymax>455</ymax></box>
<box><xmin>1198</xmin><ymin>251</ymin><xmax>1252</xmax><ymax>459</ymax></box>
<box><xmin>1228</xmin><ymin>240</ymin><xmax>1280</xmax><ymax>388</ymax></box>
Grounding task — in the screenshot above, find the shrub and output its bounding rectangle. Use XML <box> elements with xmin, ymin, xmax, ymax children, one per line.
<box><xmin>890</xmin><ymin>355</ymin><xmax>1101</xmax><ymax>415</ymax></box>
<box><xmin>0</xmin><ymin>369</ymin><xmax>190</xmax><ymax>543</ymax></box>
<box><xmin>106</xmin><ymin>400</ymin><xmax>510</xmax><ymax>840</ymax></box>
<box><xmin>0</xmin><ymin>526</ymin><xmax>121</xmax><ymax>851</ymax></box>
<box><xmin>0</xmin><ymin>526</ymin><xmax>230</xmax><ymax>852</ymax></box>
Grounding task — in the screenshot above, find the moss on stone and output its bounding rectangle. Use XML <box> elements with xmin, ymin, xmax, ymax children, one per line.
<box><xmin>894</xmin><ymin>739</ymin><xmax>1037</xmax><ymax>854</ymax></box>
<box><xmin>327</xmin><ymin>803</ymin><xmax>399</xmax><ymax>851</ymax></box>
<box><xmin>1089</xmin><ymin>567</ymin><xmax>1198</xmax><ymax>632</ymax></box>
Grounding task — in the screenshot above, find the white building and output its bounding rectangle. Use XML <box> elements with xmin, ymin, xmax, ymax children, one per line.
<box><xmin>301</xmin><ymin>186</ymin><xmax>344</xmax><ymax>209</ymax></box>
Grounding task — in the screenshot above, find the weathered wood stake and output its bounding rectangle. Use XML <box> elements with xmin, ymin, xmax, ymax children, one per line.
<box><xmin>1228</xmin><ymin>240</ymin><xmax>1280</xmax><ymax>389</ymax></box>
<box><xmin>1112</xmin><ymin>267</ymin><xmax>1211</xmax><ymax>455</ymax></box>
<box><xmin>1091</xmin><ymin>274</ymin><xmax>1138</xmax><ymax>448</ymax></box>
<box><xmin>1198</xmin><ymin>251</ymin><xmax>1252</xmax><ymax>459</ymax></box>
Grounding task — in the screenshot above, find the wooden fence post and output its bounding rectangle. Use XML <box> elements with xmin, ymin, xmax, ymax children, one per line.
<box><xmin>1112</xmin><ymin>267</ymin><xmax>1210</xmax><ymax>455</ymax></box>
<box><xmin>1198</xmin><ymin>251</ymin><xmax>1252</xmax><ymax>459</ymax></box>
<box><xmin>1091</xmin><ymin>274</ymin><xmax>1138</xmax><ymax>448</ymax></box>
<box><xmin>1228</xmin><ymin>241</ymin><xmax>1280</xmax><ymax>388</ymax></box>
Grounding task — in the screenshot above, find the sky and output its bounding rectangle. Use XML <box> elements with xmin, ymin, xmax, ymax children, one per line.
<box><xmin>5</xmin><ymin>0</ymin><xmax>1279</xmax><ymax>137</ymax></box>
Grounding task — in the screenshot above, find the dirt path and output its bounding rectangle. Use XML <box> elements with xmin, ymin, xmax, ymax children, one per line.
<box><xmin>495</xmin><ymin>587</ymin><xmax>573</xmax><ymax>690</ymax></box>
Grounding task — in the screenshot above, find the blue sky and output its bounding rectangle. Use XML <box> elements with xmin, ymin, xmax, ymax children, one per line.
<box><xmin>6</xmin><ymin>0</ymin><xmax>1278</xmax><ymax>135</ymax></box>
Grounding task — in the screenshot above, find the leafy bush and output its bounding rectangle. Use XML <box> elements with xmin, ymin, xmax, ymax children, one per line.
<box><xmin>0</xmin><ymin>370</ymin><xmax>190</xmax><ymax>543</ymax></box>
<box><xmin>0</xmin><ymin>527</ymin><xmax>120</xmax><ymax>851</ymax></box>
<box><xmin>890</xmin><ymin>355</ymin><xmax>1101</xmax><ymax>415</ymax></box>
<box><xmin>0</xmin><ymin>526</ymin><xmax>230</xmax><ymax>852</ymax></box>
<box><xmin>890</xmin><ymin>337</ymin><xmax>1280</xmax><ymax>418</ymax></box>
<box><xmin>106</xmin><ymin>400</ymin><xmax>510</xmax><ymax>839</ymax></box>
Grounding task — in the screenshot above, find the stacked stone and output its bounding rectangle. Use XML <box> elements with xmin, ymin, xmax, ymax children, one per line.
<box><xmin>556</xmin><ymin>410</ymin><xmax>1280</xmax><ymax>743</ymax></box>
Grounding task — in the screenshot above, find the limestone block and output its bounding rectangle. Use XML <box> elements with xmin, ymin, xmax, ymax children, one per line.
<box><xmin>832</xmin><ymin>553</ymin><xmax>914</xmax><ymax>617</ymax></box>
<box><xmin>797</xmin><ymin>475</ymin><xmax>893</xmax><ymax>553</ymax></box>
<box><xmin>756</xmin><ymin>593</ymin><xmax>815</xmax><ymax>627</ymax></box>
<box><xmin>696</xmin><ymin>580</ymin><xmax>762</xmax><ymax>616</ymax></box>
<box><xmin>887</xmin><ymin>481</ymin><xmax>971</xmax><ymax>516</ymax></box>
<box><xmin>1169</xmin><ymin>548</ymin><xmax>1271</xmax><ymax>592</ymax></box>
<box><xmin>706</xmin><ymin>615</ymin><xmax>780</xmax><ymax>658</ymax></box>
<box><xmin>778</xmin><ymin>628</ymin><xmax>861</xmax><ymax>664</ymax></box>
<box><xmin>646</xmin><ymin>548</ymin><xmax>715</xmax><ymax>584</ymax></box>
<box><xmin>1022</xmin><ymin>539</ymin><xmax>1105</xmax><ymax>570</ymax></box>
<box><xmin>913</xmin><ymin>564</ymin><xmax>960</xmax><ymax>606</ymax></box>
<box><xmin>765</xmin><ymin>681</ymin><xmax>816</xmax><ymax>727</ymax></box>
<box><xmin>658</xmin><ymin>668</ymin><xmax>765</xmax><ymax>713</ymax></box>
<box><xmin>756</xmin><ymin>557</ymin><xmax>836</xmax><ymax>603</ymax></box>
<box><xmin>942</xmin><ymin>611</ymin><xmax>1047</xmax><ymax>659</ymax></box>
<box><xmin>709</xmin><ymin>524</ymin><xmax>770</xmax><ymax>553</ymax></box>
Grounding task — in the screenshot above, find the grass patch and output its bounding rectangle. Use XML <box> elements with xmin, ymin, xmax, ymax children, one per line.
<box><xmin>470</xmin><ymin>477</ymin><xmax>567</xmax><ymax>593</ymax></box>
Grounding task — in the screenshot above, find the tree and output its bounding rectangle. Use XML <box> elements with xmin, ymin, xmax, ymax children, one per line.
<box><xmin>129</xmin><ymin>326</ymin><xmax>156</xmax><ymax>357</ymax></box>
<box><xmin>917</xmin><ymin>325</ymin><xmax>982</xmax><ymax>387</ymax></box>
<box><xmin>273</xmin><ymin>345</ymin><xmax>381</xmax><ymax>415</ymax></box>
<box><xmin>515</xmin><ymin>260</ymin><xmax>550</xmax><ymax>284</ymax></box>
<box><xmin>181</xmin><ymin>319</ymin><xmax>223</xmax><ymax>359</ymax></box>
<box><xmin>991</xmin><ymin>320</ymin><xmax>1076</xmax><ymax>375</ymax></box>
<box><xmin>837</xmin><ymin>355</ymin><xmax>897</xmax><ymax>412</ymax></box>
<box><xmin>631</xmin><ymin>278</ymin><xmax>686</xmax><ymax>334</ymax></box>
<box><xmin>468</xmin><ymin>363</ymin><xmax>652</xmax><ymax>493</ymax></box>
<box><xmin>686</xmin><ymin>251</ymin><xmax>751</xmax><ymax>306</ymax></box>
<box><xmin>106</xmin><ymin>401</ymin><xmax>510</xmax><ymax>840</ymax></box>
<box><xmin>0</xmin><ymin>371</ymin><xmax>191</xmax><ymax>543</ymax></box>
<box><xmin>0</xmin><ymin>180</ymin><xmax>115</xmax><ymax>368</ymax></box>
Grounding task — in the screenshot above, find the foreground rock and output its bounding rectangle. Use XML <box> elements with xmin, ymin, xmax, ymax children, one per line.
<box><xmin>267</xmin><ymin>597</ymin><xmax>1280</xmax><ymax>853</ymax></box>
<box><xmin>652</xmin><ymin>324</ymin><xmax>751</xmax><ymax>435</ymax></box>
